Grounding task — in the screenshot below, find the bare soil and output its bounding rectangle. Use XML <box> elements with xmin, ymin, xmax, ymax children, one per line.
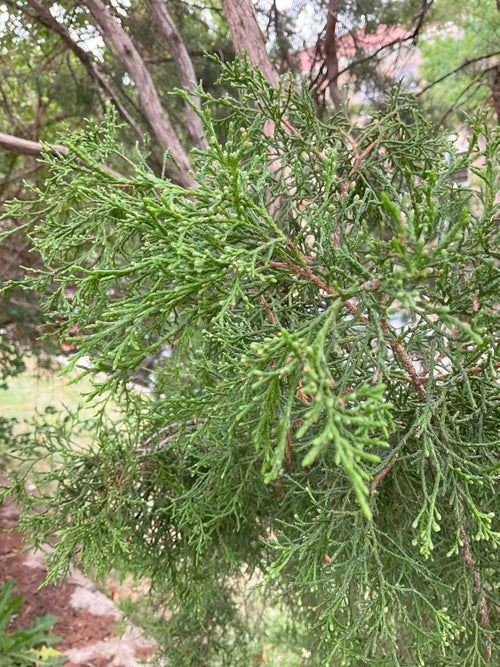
<box><xmin>0</xmin><ymin>500</ymin><xmax>155</xmax><ymax>667</ymax></box>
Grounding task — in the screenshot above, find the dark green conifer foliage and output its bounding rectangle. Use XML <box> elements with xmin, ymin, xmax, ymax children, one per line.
<box><xmin>4</xmin><ymin>60</ymin><xmax>499</xmax><ymax>665</ymax></box>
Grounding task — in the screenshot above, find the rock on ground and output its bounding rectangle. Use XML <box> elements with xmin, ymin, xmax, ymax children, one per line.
<box><xmin>0</xmin><ymin>500</ymin><xmax>155</xmax><ymax>667</ymax></box>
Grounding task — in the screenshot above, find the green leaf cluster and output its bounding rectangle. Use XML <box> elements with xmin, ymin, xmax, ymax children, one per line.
<box><xmin>3</xmin><ymin>59</ymin><xmax>499</xmax><ymax>665</ymax></box>
<box><xmin>0</xmin><ymin>580</ymin><xmax>64</xmax><ymax>666</ymax></box>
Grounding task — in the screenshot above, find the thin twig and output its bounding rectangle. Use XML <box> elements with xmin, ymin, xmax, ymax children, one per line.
<box><xmin>418</xmin><ymin>51</ymin><xmax>500</xmax><ymax>96</ymax></box>
<box><xmin>370</xmin><ymin>454</ymin><xmax>399</xmax><ymax>495</ymax></box>
<box><xmin>295</xmin><ymin>379</ymin><xmax>313</xmax><ymax>405</ymax></box>
<box><xmin>339</xmin><ymin>139</ymin><xmax>379</xmax><ymax>198</ymax></box>
<box><xmin>268</xmin><ymin>258</ymin><xmax>368</xmax><ymax>320</ymax></box>
<box><xmin>381</xmin><ymin>319</ymin><xmax>427</xmax><ymax>400</ymax></box>
<box><xmin>285</xmin><ymin>431</ymin><xmax>292</xmax><ymax>466</ymax></box>
<box><xmin>333</xmin><ymin>0</ymin><xmax>433</xmax><ymax>83</ymax></box>
<box><xmin>417</xmin><ymin>360</ymin><xmax>500</xmax><ymax>384</ymax></box>
<box><xmin>259</xmin><ymin>294</ymin><xmax>277</xmax><ymax>325</ymax></box>
<box><xmin>269</xmin><ymin>256</ymin><xmax>426</xmax><ymax>397</ymax></box>
<box><xmin>457</xmin><ymin>507</ymin><xmax>492</xmax><ymax>658</ymax></box>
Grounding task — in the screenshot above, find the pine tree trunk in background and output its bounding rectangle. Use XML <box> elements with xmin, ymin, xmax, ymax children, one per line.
<box><xmin>25</xmin><ymin>0</ymin><xmax>146</xmax><ymax>146</ymax></box>
<box><xmin>83</xmin><ymin>0</ymin><xmax>194</xmax><ymax>187</ymax></box>
<box><xmin>144</xmin><ymin>0</ymin><xmax>207</xmax><ymax>149</ymax></box>
<box><xmin>324</xmin><ymin>0</ymin><xmax>343</xmax><ymax>110</ymax></box>
<box><xmin>221</xmin><ymin>0</ymin><xmax>279</xmax><ymax>88</ymax></box>
<box><xmin>496</xmin><ymin>3</ymin><xmax>500</xmax><ymax>124</ymax></box>
<box><xmin>493</xmin><ymin>65</ymin><xmax>500</xmax><ymax>124</ymax></box>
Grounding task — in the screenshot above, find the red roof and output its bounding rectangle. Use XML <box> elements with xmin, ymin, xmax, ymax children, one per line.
<box><xmin>298</xmin><ymin>25</ymin><xmax>412</xmax><ymax>72</ymax></box>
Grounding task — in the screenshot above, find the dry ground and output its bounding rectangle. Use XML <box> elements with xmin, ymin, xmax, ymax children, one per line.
<box><xmin>0</xmin><ymin>498</ymin><xmax>155</xmax><ymax>667</ymax></box>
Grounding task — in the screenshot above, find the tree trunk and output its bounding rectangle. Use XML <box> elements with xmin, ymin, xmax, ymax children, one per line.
<box><xmin>493</xmin><ymin>65</ymin><xmax>500</xmax><ymax>125</ymax></box>
<box><xmin>324</xmin><ymin>0</ymin><xmax>343</xmax><ymax>110</ymax></box>
<box><xmin>83</xmin><ymin>0</ymin><xmax>194</xmax><ymax>188</ymax></box>
<box><xmin>144</xmin><ymin>0</ymin><xmax>207</xmax><ymax>149</ymax></box>
<box><xmin>220</xmin><ymin>0</ymin><xmax>279</xmax><ymax>88</ymax></box>
<box><xmin>496</xmin><ymin>3</ymin><xmax>500</xmax><ymax>124</ymax></box>
<box><xmin>20</xmin><ymin>0</ymin><xmax>145</xmax><ymax>146</ymax></box>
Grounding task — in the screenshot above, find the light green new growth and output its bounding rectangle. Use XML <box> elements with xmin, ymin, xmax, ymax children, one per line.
<box><xmin>3</xmin><ymin>58</ymin><xmax>499</xmax><ymax>665</ymax></box>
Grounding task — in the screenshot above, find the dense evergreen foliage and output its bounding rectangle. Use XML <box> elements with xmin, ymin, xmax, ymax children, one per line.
<box><xmin>3</xmin><ymin>59</ymin><xmax>499</xmax><ymax>665</ymax></box>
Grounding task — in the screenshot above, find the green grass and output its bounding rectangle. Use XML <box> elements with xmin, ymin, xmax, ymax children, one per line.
<box><xmin>0</xmin><ymin>355</ymin><xmax>124</xmax><ymax>429</ymax></box>
<box><xmin>0</xmin><ymin>360</ymin><xmax>96</xmax><ymax>422</ymax></box>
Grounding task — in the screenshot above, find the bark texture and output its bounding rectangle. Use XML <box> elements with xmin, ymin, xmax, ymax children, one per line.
<box><xmin>22</xmin><ymin>0</ymin><xmax>145</xmax><ymax>145</ymax></box>
<box><xmin>83</xmin><ymin>0</ymin><xmax>194</xmax><ymax>187</ymax></box>
<box><xmin>493</xmin><ymin>66</ymin><xmax>500</xmax><ymax>125</ymax></box>
<box><xmin>145</xmin><ymin>0</ymin><xmax>207</xmax><ymax>148</ymax></box>
<box><xmin>324</xmin><ymin>0</ymin><xmax>343</xmax><ymax>110</ymax></box>
<box><xmin>496</xmin><ymin>4</ymin><xmax>500</xmax><ymax>123</ymax></box>
<box><xmin>221</xmin><ymin>0</ymin><xmax>279</xmax><ymax>87</ymax></box>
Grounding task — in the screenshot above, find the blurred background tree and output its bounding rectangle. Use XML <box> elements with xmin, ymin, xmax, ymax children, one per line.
<box><xmin>419</xmin><ymin>0</ymin><xmax>500</xmax><ymax>125</ymax></box>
